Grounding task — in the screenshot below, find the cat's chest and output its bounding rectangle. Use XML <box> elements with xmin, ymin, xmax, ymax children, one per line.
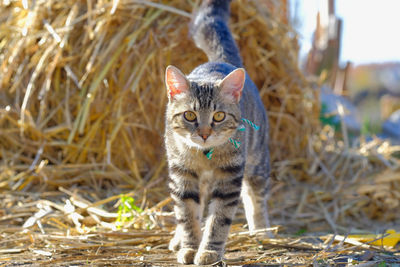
<box><xmin>180</xmin><ymin>146</ymin><xmax>241</xmax><ymax>171</ymax></box>
<box><xmin>181</xmin><ymin>149</ymin><xmax>215</xmax><ymax>169</ymax></box>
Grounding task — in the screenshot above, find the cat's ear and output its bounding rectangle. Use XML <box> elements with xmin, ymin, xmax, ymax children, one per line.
<box><xmin>219</xmin><ymin>68</ymin><xmax>245</xmax><ymax>103</ymax></box>
<box><xmin>165</xmin><ymin>65</ymin><xmax>189</xmax><ymax>101</ymax></box>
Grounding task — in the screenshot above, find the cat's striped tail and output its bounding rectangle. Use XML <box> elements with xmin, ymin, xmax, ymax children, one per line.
<box><xmin>190</xmin><ymin>0</ymin><xmax>243</xmax><ymax>68</ymax></box>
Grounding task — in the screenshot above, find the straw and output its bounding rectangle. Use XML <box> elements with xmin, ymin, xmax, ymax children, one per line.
<box><xmin>1</xmin><ymin>0</ymin><xmax>400</xmax><ymax>264</ymax></box>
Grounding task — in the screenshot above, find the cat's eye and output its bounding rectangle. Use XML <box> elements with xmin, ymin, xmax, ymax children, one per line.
<box><xmin>183</xmin><ymin>111</ymin><xmax>197</xmax><ymax>122</ymax></box>
<box><xmin>213</xmin><ymin>111</ymin><xmax>226</xmax><ymax>122</ymax></box>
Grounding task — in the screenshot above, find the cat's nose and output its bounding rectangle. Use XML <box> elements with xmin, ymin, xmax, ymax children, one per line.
<box><xmin>200</xmin><ymin>133</ymin><xmax>209</xmax><ymax>141</ymax></box>
<box><xmin>198</xmin><ymin>126</ymin><xmax>211</xmax><ymax>141</ymax></box>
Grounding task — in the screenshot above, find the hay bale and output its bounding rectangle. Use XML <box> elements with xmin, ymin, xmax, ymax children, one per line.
<box><xmin>0</xmin><ymin>0</ymin><xmax>318</xmax><ymax>192</ymax></box>
<box><xmin>2</xmin><ymin>0</ymin><xmax>400</xmax><ymax>231</ymax></box>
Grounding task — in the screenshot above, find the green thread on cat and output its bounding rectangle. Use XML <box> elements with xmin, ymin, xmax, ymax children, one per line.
<box><xmin>229</xmin><ymin>137</ymin><xmax>241</xmax><ymax>148</ymax></box>
<box><xmin>206</xmin><ymin>118</ymin><xmax>257</xmax><ymax>159</ymax></box>
<box><xmin>237</xmin><ymin>124</ymin><xmax>246</xmax><ymax>131</ymax></box>
<box><xmin>206</xmin><ymin>148</ymin><xmax>214</xmax><ymax>159</ymax></box>
<box><xmin>241</xmin><ymin>118</ymin><xmax>259</xmax><ymax>130</ymax></box>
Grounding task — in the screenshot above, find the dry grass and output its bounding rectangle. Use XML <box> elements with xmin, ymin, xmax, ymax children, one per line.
<box><xmin>0</xmin><ymin>0</ymin><xmax>317</xmax><ymax>193</ymax></box>
<box><xmin>272</xmin><ymin>127</ymin><xmax>400</xmax><ymax>232</ymax></box>
<box><xmin>0</xmin><ymin>0</ymin><xmax>400</xmax><ymax>265</ymax></box>
<box><xmin>1</xmin><ymin>190</ymin><xmax>399</xmax><ymax>266</ymax></box>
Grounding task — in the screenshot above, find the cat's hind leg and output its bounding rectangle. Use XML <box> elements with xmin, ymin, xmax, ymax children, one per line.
<box><xmin>242</xmin><ymin>164</ymin><xmax>272</xmax><ymax>236</ymax></box>
<box><xmin>168</xmin><ymin>225</ymin><xmax>182</xmax><ymax>252</ymax></box>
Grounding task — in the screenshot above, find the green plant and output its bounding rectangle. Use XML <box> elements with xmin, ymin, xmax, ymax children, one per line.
<box><xmin>361</xmin><ymin>115</ymin><xmax>382</xmax><ymax>136</ymax></box>
<box><xmin>115</xmin><ymin>195</ymin><xmax>143</xmax><ymax>229</ymax></box>
<box><xmin>295</xmin><ymin>228</ymin><xmax>307</xmax><ymax>236</ymax></box>
<box><xmin>319</xmin><ymin>103</ymin><xmax>340</xmax><ymax>131</ymax></box>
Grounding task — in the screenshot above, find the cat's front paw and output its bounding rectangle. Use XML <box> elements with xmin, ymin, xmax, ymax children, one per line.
<box><xmin>168</xmin><ymin>236</ymin><xmax>180</xmax><ymax>251</ymax></box>
<box><xmin>177</xmin><ymin>248</ymin><xmax>197</xmax><ymax>264</ymax></box>
<box><xmin>194</xmin><ymin>249</ymin><xmax>221</xmax><ymax>265</ymax></box>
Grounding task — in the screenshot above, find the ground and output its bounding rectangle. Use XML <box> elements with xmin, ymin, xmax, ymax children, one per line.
<box><xmin>1</xmin><ymin>191</ymin><xmax>399</xmax><ymax>266</ymax></box>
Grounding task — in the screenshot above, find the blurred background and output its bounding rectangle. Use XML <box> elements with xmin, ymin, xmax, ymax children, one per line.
<box><xmin>291</xmin><ymin>0</ymin><xmax>400</xmax><ymax>141</ymax></box>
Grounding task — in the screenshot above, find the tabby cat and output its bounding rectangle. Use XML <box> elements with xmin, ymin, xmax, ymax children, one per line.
<box><xmin>164</xmin><ymin>0</ymin><xmax>271</xmax><ymax>264</ymax></box>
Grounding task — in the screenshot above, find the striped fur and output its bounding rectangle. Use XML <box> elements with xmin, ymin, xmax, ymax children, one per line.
<box><xmin>165</xmin><ymin>0</ymin><xmax>271</xmax><ymax>265</ymax></box>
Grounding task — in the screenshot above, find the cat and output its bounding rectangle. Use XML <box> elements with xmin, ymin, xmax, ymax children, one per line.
<box><xmin>164</xmin><ymin>0</ymin><xmax>271</xmax><ymax>264</ymax></box>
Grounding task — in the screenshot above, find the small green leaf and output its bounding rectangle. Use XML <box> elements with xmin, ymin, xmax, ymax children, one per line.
<box><xmin>115</xmin><ymin>194</ymin><xmax>143</xmax><ymax>229</ymax></box>
<box><xmin>295</xmin><ymin>228</ymin><xmax>307</xmax><ymax>236</ymax></box>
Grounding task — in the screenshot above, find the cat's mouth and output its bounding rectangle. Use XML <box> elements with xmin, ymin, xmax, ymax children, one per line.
<box><xmin>191</xmin><ymin>135</ymin><xmax>213</xmax><ymax>148</ymax></box>
<box><xmin>174</xmin><ymin>130</ymin><xmax>232</xmax><ymax>149</ymax></box>
<box><xmin>191</xmin><ymin>133</ymin><xmax>228</xmax><ymax>149</ymax></box>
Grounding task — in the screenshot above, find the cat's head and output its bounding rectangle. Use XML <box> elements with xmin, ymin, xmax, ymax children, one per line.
<box><xmin>165</xmin><ymin>65</ymin><xmax>244</xmax><ymax>149</ymax></box>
